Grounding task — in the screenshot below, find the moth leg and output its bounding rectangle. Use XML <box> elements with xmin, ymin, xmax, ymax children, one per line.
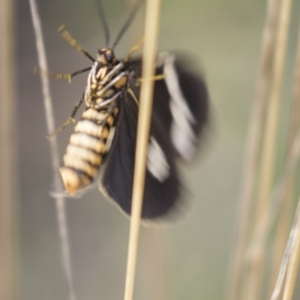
<box><xmin>34</xmin><ymin>67</ymin><xmax>91</xmax><ymax>83</ymax></box>
<box><xmin>47</xmin><ymin>95</ymin><xmax>84</xmax><ymax>139</ymax></box>
<box><xmin>136</xmin><ymin>74</ymin><xmax>165</xmax><ymax>83</ymax></box>
<box><xmin>123</xmin><ymin>36</ymin><xmax>145</xmax><ymax>62</ymax></box>
<box><xmin>127</xmin><ymin>87</ymin><xmax>139</xmax><ymax>106</ymax></box>
<box><xmin>99</xmin><ymin>63</ymin><xmax>124</xmax><ymax>86</ymax></box>
<box><xmin>58</xmin><ymin>25</ymin><xmax>95</xmax><ymax>62</ymax></box>
<box><xmin>129</xmin><ymin>73</ymin><xmax>165</xmax><ymax>87</ymax></box>
<box><xmin>126</xmin><ymin>72</ymin><xmax>166</xmax><ymax>108</ymax></box>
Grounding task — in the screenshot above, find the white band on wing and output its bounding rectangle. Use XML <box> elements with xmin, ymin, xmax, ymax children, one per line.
<box><xmin>147</xmin><ymin>136</ymin><xmax>170</xmax><ymax>182</ymax></box>
<box><xmin>163</xmin><ymin>53</ymin><xmax>196</xmax><ymax>161</ymax></box>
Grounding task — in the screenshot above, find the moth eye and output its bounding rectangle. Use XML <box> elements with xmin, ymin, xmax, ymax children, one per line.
<box><xmin>105</xmin><ymin>52</ymin><xmax>113</xmax><ymax>63</ymax></box>
<box><xmin>97</xmin><ymin>49</ymin><xmax>115</xmax><ymax>64</ymax></box>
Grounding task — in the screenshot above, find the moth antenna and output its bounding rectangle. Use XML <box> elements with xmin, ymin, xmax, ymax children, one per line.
<box><xmin>58</xmin><ymin>25</ymin><xmax>95</xmax><ymax>62</ymax></box>
<box><xmin>96</xmin><ymin>0</ymin><xmax>110</xmax><ymax>47</ymax></box>
<box><xmin>34</xmin><ymin>66</ymin><xmax>92</xmax><ymax>83</ymax></box>
<box><xmin>112</xmin><ymin>0</ymin><xmax>143</xmax><ymax>50</ymax></box>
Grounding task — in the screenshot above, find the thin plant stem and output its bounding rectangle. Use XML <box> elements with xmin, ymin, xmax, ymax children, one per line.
<box><xmin>270</xmin><ymin>17</ymin><xmax>300</xmax><ymax>294</ymax></box>
<box><xmin>0</xmin><ymin>0</ymin><xmax>18</xmax><ymax>299</ymax></box>
<box><xmin>247</xmin><ymin>126</ymin><xmax>300</xmax><ymax>298</ymax></box>
<box><xmin>270</xmin><ymin>127</ymin><xmax>300</xmax><ymax>237</ymax></box>
<box><xmin>28</xmin><ymin>1</ymin><xmax>76</xmax><ymax>300</ymax></box>
<box><xmin>244</xmin><ymin>126</ymin><xmax>300</xmax><ymax>300</ymax></box>
<box><xmin>283</xmin><ymin>227</ymin><xmax>300</xmax><ymax>300</ymax></box>
<box><xmin>271</xmin><ymin>197</ymin><xmax>300</xmax><ymax>300</ymax></box>
<box><xmin>246</xmin><ymin>0</ymin><xmax>292</xmax><ymax>298</ymax></box>
<box><xmin>282</xmin><ymin>215</ymin><xmax>300</xmax><ymax>300</ymax></box>
<box><xmin>234</xmin><ymin>124</ymin><xmax>300</xmax><ymax>299</ymax></box>
<box><xmin>279</xmin><ymin>21</ymin><xmax>300</xmax><ymax>300</ymax></box>
<box><xmin>286</xmin><ymin>25</ymin><xmax>300</xmax><ymax>151</ymax></box>
<box><xmin>123</xmin><ymin>1</ymin><xmax>162</xmax><ymax>300</ymax></box>
<box><xmin>228</xmin><ymin>0</ymin><xmax>280</xmax><ymax>298</ymax></box>
<box><xmin>126</xmin><ymin>1</ymin><xmax>166</xmax><ymax>299</ymax></box>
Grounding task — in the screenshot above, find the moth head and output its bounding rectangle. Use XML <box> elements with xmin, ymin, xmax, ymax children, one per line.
<box><xmin>97</xmin><ymin>48</ymin><xmax>116</xmax><ymax>65</ymax></box>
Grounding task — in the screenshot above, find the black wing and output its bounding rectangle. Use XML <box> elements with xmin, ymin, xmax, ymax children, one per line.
<box><xmin>126</xmin><ymin>52</ymin><xmax>210</xmax><ymax>161</ymax></box>
<box><xmin>100</xmin><ymin>52</ymin><xmax>210</xmax><ymax>220</ymax></box>
<box><xmin>100</xmin><ymin>89</ymin><xmax>180</xmax><ymax>219</ymax></box>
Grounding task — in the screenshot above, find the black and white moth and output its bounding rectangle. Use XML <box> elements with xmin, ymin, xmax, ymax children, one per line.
<box><xmin>49</xmin><ymin>1</ymin><xmax>210</xmax><ymax>220</ymax></box>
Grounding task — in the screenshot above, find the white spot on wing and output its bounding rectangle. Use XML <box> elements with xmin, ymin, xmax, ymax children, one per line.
<box><xmin>147</xmin><ymin>137</ymin><xmax>170</xmax><ymax>182</ymax></box>
<box><xmin>163</xmin><ymin>53</ymin><xmax>196</xmax><ymax>161</ymax></box>
<box><xmin>169</xmin><ymin>101</ymin><xmax>196</xmax><ymax>161</ymax></box>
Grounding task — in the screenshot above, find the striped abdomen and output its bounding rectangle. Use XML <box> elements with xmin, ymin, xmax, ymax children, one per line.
<box><xmin>60</xmin><ymin>107</ymin><xmax>118</xmax><ymax>194</ymax></box>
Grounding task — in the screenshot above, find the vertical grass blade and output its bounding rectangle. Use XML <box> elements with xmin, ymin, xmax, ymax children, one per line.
<box><xmin>246</xmin><ymin>0</ymin><xmax>292</xmax><ymax>297</ymax></box>
<box><xmin>274</xmin><ymin>20</ymin><xmax>300</xmax><ymax>300</ymax></box>
<box><xmin>123</xmin><ymin>1</ymin><xmax>162</xmax><ymax>299</ymax></box>
<box><xmin>246</xmin><ymin>0</ymin><xmax>293</xmax><ymax>297</ymax></box>
<box><xmin>282</xmin><ymin>215</ymin><xmax>300</xmax><ymax>300</ymax></box>
<box><xmin>228</xmin><ymin>0</ymin><xmax>280</xmax><ymax>298</ymax></box>
<box><xmin>28</xmin><ymin>1</ymin><xmax>76</xmax><ymax>299</ymax></box>
<box><xmin>269</xmin><ymin>15</ymin><xmax>300</xmax><ymax>295</ymax></box>
<box><xmin>282</xmin><ymin>211</ymin><xmax>300</xmax><ymax>300</ymax></box>
<box><xmin>271</xmin><ymin>195</ymin><xmax>300</xmax><ymax>300</ymax></box>
<box><xmin>0</xmin><ymin>0</ymin><xmax>18</xmax><ymax>299</ymax></box>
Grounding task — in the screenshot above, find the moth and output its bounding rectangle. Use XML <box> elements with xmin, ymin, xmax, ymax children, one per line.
<box><xmin>46</xmin><ymin>0</ymin><xmax>210</xmax><ymax>220</ymax></box>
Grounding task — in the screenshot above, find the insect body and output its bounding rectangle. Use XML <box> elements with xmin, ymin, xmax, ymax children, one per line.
<box><xmin>46</xmin><ymin>1</ymin><xmax>210</xmax><ymax>220</ymax></box>
<box><xmin>60</xmin><ymin>49</ymin><xmax>128</xmax><ymax>194</ymax></box>
<box><xmin>51</xmin><ymin>48</ymin><xmax>210</xmax><ymax>219</ymax></box>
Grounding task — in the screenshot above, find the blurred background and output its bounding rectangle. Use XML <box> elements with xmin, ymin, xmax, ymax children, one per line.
<box><xmin>14</xmin><ymin>0</ymin><xmax>300</xmax><ymax>299</ymax></box>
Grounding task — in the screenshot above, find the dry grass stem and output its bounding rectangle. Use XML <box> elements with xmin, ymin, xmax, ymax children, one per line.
<box><xmin>269</xmin><ymin>126</ymin><xmax>300</xmax><ymax>234</ymax></box>
<box><xmin>270</xmin><ymin>16</ymin><xmax>300</xmax><ymax>293</ymax></box>
<box><xmin>229</xmin><ymin>0</ymin><xmax>281</xmax><ymax>298</ymax></box>
<box><xmin>0</xmin><ymin>0</ymin><xmax>18</xmax><ymax>299</ymax></box>
<box><xmin>283</xmin><ymin>225</ymin><xmax>300</xmax><ymax>300</ymax></box>
<box><xmin>123</xmin><ymin>1</ymin><xmax>162</xmax><ymax>299</ymax></box>
<box><xmin>287</xmin><ymin>28</ymin><xmax>300</xmax><ymax>147</ymax></box>
<box><xmin>246</xmin><ymin>0</ymin><xmax>292</xmax><ymax>298</ymax></box>
<box><xmin>232</xmin><ymin>118</ymin><xmax>300</xmax><ymax>300</ymax></box>
<box><xmin>28</xmin><ymin>1</ymin><xmax>76</xmax><ymax>299</ymax></box>
<box><xmin>126</xmin><ymin>1</ymin><xmax>166</xmax><ymax>299</ymax></box>
<box><xmin>282</xmin><ymin>217</ymin><xmax>300</xmax><ymax>300</ymax></box>
<box><xmin>271</xmin><ymin>198</ymin><xmax>300</xmax><ymax>300</ymax></box>
<box><xmin>247</xmin><ymin>126</ymin><xmax>300</xmax><ymax>299</ymax></box>
<box><xmin>277</xmin><ymin>21</ymin><xmax>300</xmax><ymax>300</ymax></box>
